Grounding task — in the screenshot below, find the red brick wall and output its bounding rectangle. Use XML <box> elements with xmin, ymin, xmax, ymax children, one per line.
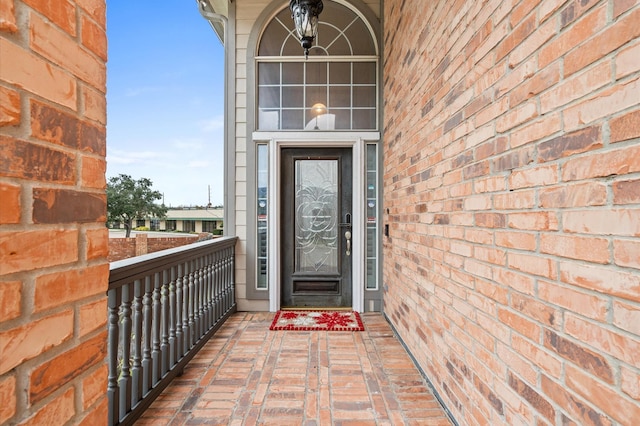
<box><xmin>383</xmin><ymin>0</ymin><xmax>640</xmax><ymax>425</ymax></box>
<box><xmin>108</xmin><ymin>234</ymin><xmax>201</xmax><ymax>262</ymax></box>
<box><xmin>0</xmin><ymin>0</ymin><xmax>108</xmax><ymax>424</ymax></box>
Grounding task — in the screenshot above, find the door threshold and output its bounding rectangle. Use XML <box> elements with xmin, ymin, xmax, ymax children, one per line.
<box><xmin>280</xmin><ymin>307</ymin><xmax>353</xmax><ymax>311</ymax></box>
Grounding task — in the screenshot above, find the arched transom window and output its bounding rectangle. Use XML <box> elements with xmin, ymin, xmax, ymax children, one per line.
<box><xmin>257</xmin><ymin>1</ymin><xmax>379</xmax><ymax>131</ymax></box>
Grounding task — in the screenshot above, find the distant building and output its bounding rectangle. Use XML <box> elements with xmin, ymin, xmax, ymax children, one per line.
<box><xmin>146</xmin><ymin>208</ymin><xmax>224</xmax><ymax>234</ymax></box>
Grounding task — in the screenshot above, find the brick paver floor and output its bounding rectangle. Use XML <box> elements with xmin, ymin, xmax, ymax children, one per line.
<box><xmin>138</xmin><ymin>312</ymin><xmax>453</xmax><ymax>425</ymax></box>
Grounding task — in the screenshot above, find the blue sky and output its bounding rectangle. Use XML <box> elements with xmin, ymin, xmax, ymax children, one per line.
<box><xmin>106</xmin><ymin>2</ymin><xmax>225</xmax><ymax>207</ymax></box>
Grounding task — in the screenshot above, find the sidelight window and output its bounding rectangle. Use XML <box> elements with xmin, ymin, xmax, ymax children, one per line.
<box><xmin>256</xmin><ymin>144</ymin><xmax>269</xmax><ymax>290</ymax></box>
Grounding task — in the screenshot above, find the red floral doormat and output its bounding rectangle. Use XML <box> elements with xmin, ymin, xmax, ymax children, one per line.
<box><xmin>270</xmin><ymin>310</ymin><xmax>364</xmax><ymax>331</ymax></box>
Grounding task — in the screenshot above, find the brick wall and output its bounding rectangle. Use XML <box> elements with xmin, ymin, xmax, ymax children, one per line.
<box><xmin>108</xmin><ymin>234</ymin><xmax>204</xmax><ymax>262</ymax></box>
<box><xmin>0</xmin><ymin>0</ymin><xmax>108</xmax><ymax>424</ymax></box>
<box><xmin>383</xmin><ymin>0</ymin><xmax>640</xmax><ymax>425</ymax></box>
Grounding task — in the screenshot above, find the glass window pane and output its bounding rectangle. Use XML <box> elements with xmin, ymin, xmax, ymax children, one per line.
<box><xmin>259</xmin><ymin>62</ymin><xmax>280</xmax><ymax>85</ymax></box>
<box><xmin>257</xmin><ymin>144</ymin><xmax>268</xmax><ymax>190</ymax></box>
<box><xmin>353</xmin><ymin>62</ymin><xmax>376</xmax><ymax>84</ymax></box>
<box><xmin>327</xmin><ymin>34</ymin><xmax>352</xmax><ymax>55</ymax></box>
<box><xmin>306</xmin><ymin>110</ymin><xmax>317</xmax><ymax>129</ymax></box>
<box><xmin>282</xmin><ymin>37</ymin><xmax>304</xmax><ymax>56</ymax></box>
<box><xmin>321</xmin><ymin>3</ymin><xmax>358</xmax><ymax>33</ymax></box>
<box><xmin>352</xmin><ymin>109</ymin><xmax>376</xmax><ymax>129</ymax></box>
<box><xmin>329</xmin><ymin>86</ymin><xmax>350</xmax><ymax>108</ymax></box>
<box><xmin>367</xmin><ymin>172</ymin><xmax>376</xmax><ymax>198</ymax></box>
<box><xmin>318</xmin><ymin>26</ymin><xmax>351</xmax><ymax>55</ymax></box>
<box><xmin>367</xmin><ymin>199</ymin><xmax>376</xmax><ymax>222</ymax></box>
<box><xmin>282</xmin><ymin>86</ymin><xmax>303</xmax><ymax>108</ymax></box>
<box><xmin>307</xmin><ymin>47</ymin><xmax>329</xmax><ymax>57</ymax></box>
<box><xmin>353</xmin><ymin>86</ymin><xmax>376</xmax><ymax>107</ymax></box>
<box><xmin>257</xmin><ymin>258</ymin><xmax>268</xmax><ymax>289</ymax></box>
<box><xmin>367</xmin><ymin>144</ymin><xmax>377</xmax><ymax>170</ymax></box>
<box><xmin>259</xmin><ymin>17</ymin><xmax>291</xmax><ymax>56</ymax></box>
<box><xmin>282</xmin><ymin>109</ymin><xmax>303</xmax><ymax>129</ymax></box>
<box><xmin>334</xmin><ymin>109</ymin><xmax>351</xmax><ymax>129</ymax></box>
<box><xmin>306</xmin><ymin>62</ymin><xmax>327</xmax><ymax>84</ymax></box>
<box><xmin>294</xmin><ymin>160</ymin><xmax>339</xmax><ymax>274</ymax></box>
<box><xmin>305</xmin><ymin>86</ymin><xmax>327</xmax><ymax>107</ymax></box>
<box><xmin>366</xmin><ymin>258</ymin><xmax>377</xmax><ymax>289</ymax></box>
<box><xmin>306</xmin><ymin>109</ymin><xmax>334</xmax><ymax>130</ymax></box>
<box><xmin>367</xmin><ymin>227</ymin><xmax>377</xmax><ymax>257</ymax></box>
<box><xmin>282</xmin><ymin>63</ymin><xmax>303</xmax><ymax>84</ymax></box>
<box><xmin>259</xmin><ymin>86</ymin><xmax>280</xmax><ymax>108</ymax></box>
<box><xmin>345</xmin><ymin>19</ymin><xmax>377</xmax><ymax>55</ymax></box>
<box><xmin>329</xmin><ymin>62</ymin><xmax>351</xmax><ymax>85</ymax></box>
<box><xmin>258</xmin><ymin>109</ymin><xmax>279</xmax><ymax>130</ymax></box>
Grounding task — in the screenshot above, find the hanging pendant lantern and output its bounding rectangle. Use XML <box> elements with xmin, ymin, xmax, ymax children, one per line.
<box><xmin>289</xmin><ymin>0</ymin><xmax>323</xmax><ymax>58</ymax></box>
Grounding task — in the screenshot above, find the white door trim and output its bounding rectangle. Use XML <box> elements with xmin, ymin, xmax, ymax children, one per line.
<box><xmin>256</xmin><ymin>131</ymin><xmax>379</xmax><ymax>313</ymax></box>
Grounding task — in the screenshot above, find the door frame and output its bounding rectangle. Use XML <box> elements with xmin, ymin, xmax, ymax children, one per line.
<box><xmin>280</xmin><ymin>147</ymin><xmax>353</xmax><ymax>308</ymax></box>
<box><xmin>253</xmin><ymin>131</ymin><xmax>380</xmax><ymax>313</ymax></box>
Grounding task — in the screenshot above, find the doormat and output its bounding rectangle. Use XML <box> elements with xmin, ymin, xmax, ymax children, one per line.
<box><xmin>270</xmin><ymin>310</ymin><xmax>364</xmax><ymax>331</ymax></box>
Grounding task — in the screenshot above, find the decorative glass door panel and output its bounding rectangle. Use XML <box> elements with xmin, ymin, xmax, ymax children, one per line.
<box><xmin>282</xmin><ymin>148</ymin><xmax>352</xmax><ymax>308</ymax></box>
<box><xmin>295</xmin><ymin>160</ymin><xmax>339</xmax><ymax>274</ymax></box>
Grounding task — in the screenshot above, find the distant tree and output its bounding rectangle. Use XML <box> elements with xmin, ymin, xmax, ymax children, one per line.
<box><xmin>107</xmin><ymin>174</ymin><xmax>168</xmax><ymax>238</ymax></box>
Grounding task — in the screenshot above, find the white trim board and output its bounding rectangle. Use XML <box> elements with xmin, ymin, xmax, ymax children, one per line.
<box><xmin>262</xmin><ymin>134</ymin><xmax>379</xmax><ymax>312</ymax></box>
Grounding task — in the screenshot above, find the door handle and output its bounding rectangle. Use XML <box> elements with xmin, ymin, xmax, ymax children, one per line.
<box><xmin>345</xmin><ymin>230</ymin><xmax>351</xmax><ymax>256</ymax></box>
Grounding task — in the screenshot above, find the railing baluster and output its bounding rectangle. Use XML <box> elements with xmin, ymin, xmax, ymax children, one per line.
<box><xmin>206</xmin><ymin>253</ymin><xmax>213</xmax><ymax>329</ymax></box>
<box><xmin>175</xmin><ymin>263</ymin><xmax>184</xmax><ymax>360</ymax></box>
<box><xmin>213</xmin><ymin>252</ymin><xmax>222</xmax><ymax>323</ymax></box>
<box><xmin>107</xmin><ymin>289</ymin><xmax>121</xmax><ymax>426</ymax></box>
<box><xmin>119</xmin><ymin>284</ymin><xmax>132</xmax><ymax>420</ymax></box>
<box><xmin>224</xmin><ymin>247</ymin><xmax>230</xmax><ymax>314</ymax></box>
<box><xmin>169</xmin><ymin>266</ymin><xmax>177</xmax><ymax>367</ymax></box>
<box><xmin>108</xmin><ymin>237</ymin><xmax>237</xmax><ymax>425</ymax></box>
<box><xmin>182</xmin><ymin>261</ymin><xmax>190</xmax><ymax>355</ymax></box>
<box><xmin>230</xmin><ymin>246</ymin><xmax>236</xmax><ymax>313</ymax></box>
<box><xmin>218</xmin><ymin>250</ymin><xmax>227</xmax><ymax>317</ymax></box>
<box><xmin>201</xmin><ymin>255</ymin><xmax>208</xmax><ymax>331</ymax></box>
<box><xmin>142</xmin><ymin>276</ymin><xmax>152</xmax><ymax>395</ymax></box>
<box><xmin>198</xmin><ymin>255</ymin><xmax>205</xmax><ymax>338</ymax></box>
<box><xmin>189</xmin><ymin>259</ymin><xmax>196</xmax><ymax>347</ymax></box>
<box><xmin>152</xmin><ymin>274</ymin><xmax>161</xmax><ymax>385</ymax></box>
<box><xmin>191</xmin><ymin>259</ymin><xmax>197</xmax><ymax>346</ymax></box>
<box><xmin>214</xmin><ymin>252</ymin><xmax>219</xmax><ymax>324</ymax></box>
<box><xmin>199</xmin><ymin>256</ymin><xmax>205</xmax><ymax>335</ymax></box>
<box><xmin>221</xmin><ymin>249</ymin><xmax>227</xmax><ymax>318</ymax></box>
<box><xmin>218</xmin><ymin>250</ymin><xmax>224</xmax><ymax>316</ymax></box>
<box><xmin>131</xmin><ymin>279</ymin><xmax>143</xmax><ymax>406</ymax></box>
<box><xmin>160</xmin><ymin>270</ymin><xmax>170</xmax><ymax>374</ymax></box>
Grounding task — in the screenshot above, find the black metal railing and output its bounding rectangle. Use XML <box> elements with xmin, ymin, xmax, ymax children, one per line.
<box><xmin>107</xmin><ymin>236</ymin><xmax>238</xmax><ymax>426</ymax></box>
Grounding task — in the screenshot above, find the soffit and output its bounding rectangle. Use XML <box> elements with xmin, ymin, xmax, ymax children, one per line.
<box><xmin>203</xmin><ymin>0</ymin><xmax>228</xmax><ymax>16</ymax></box>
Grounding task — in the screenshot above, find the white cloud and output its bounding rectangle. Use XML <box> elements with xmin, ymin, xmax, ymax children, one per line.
<box><xmin>172</xmin><ymin>138</ymin><xmax>204</xmax><ymax>150</ymax></box>
<box><xmin>127</xmin><ymin>151</ymin><xmax>169</xmax><ymax>159</ymax></box>
<box><xmin>187</xmin><ymin>160</ymin><xmax>211</xmax><ymax>168</ymax></box>
<box><xmin>106</xmin><ymin>149</ymin><xmax>174</xmax><ymax>169</ymax></box>
<box><xmin>199</xmin><ymin>115</ymin><xmax>225</xmax><ymax>132</ymax></box>
<box><xmin>107</xmin><ymin>154</ymin><xmax>136</xmax><ymax>165</ymax></box>
<box><xmin>108</xmin><ymin>149</ymin><xmax>167</xmax><ymax>159</ymax></box>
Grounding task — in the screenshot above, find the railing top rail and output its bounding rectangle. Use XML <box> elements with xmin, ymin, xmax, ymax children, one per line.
<box><xmin>109</xmin><ymin>236</ymin><xmax>238</xmax><ymax>290</ymax></box>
